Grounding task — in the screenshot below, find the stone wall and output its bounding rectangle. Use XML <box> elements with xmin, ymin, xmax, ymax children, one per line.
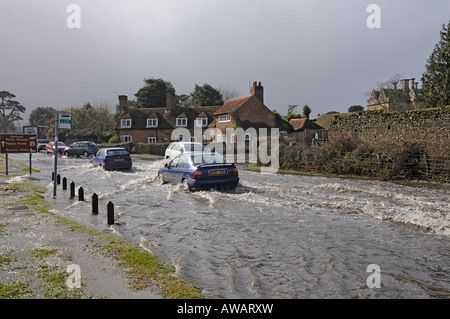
<box><xmin>328</xmin><ymin>106</ymin><xmax>450</xmax><ymax>143</ymax></box>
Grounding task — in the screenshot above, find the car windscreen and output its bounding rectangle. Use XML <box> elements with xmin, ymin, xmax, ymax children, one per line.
<box><xmin>57</xmin><ymin>142</ymin><xmax>65</xmax><ymax>146</ymax></box>
<box><xmin>106</xmin><ymin>149</ymin><xmax>129</xmax><ymax>156</ymax></box>
<box><xmin>88</xmin><ymin>142</ymin><xmax>97</xmax><ymax>147</ymax></box>
<box><xmin>191</xmin><ymin>153</ymin><xmax>228</xmax><ymax>165</ymax></box>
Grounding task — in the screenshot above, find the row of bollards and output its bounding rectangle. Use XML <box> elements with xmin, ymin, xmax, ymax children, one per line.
<box><xmin>52</xmin><ymin>173</ymin><xmax>115</xmax><ymax>225</ymax></box>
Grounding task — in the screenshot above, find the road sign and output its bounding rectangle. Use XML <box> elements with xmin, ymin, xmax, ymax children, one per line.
<box><xmin>58</xmin><ymin>114</ymin><xmax>71</xmax><ymax>129</ymax></box>
<box><xmin>0</xmin><ymin>134</ymin><xmax>37</xmax><ymax>153</ymax></box>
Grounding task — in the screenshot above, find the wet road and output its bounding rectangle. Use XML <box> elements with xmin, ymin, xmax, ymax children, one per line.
<box><xmin>6</xmin><ymin>152</ymin><xmax>450</xmax><ymax>298</ymax></box>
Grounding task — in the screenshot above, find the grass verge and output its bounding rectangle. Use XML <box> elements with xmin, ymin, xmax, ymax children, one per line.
<box><xmin>1</xmin><ymin>182</ymin><xmax>206</xmax><ymax>299</ymax></box>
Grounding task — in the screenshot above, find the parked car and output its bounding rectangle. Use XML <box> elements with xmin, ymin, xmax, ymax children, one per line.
<box><xmin>157</xmin><ymin>152</ymin><xmax>239</xmax><ymax>191</ymax></box>
<box><xmin>46</xmin><ymin>141</ymin><xmax>67</xmax><ymax>154</ymax></box>
<box><xmin>64</xmin><ymin>141</ymin><xmax>99</xmax><ymax>157</ymax></box>
<box><xmin>164</xmin><ymin>142</ymin><xmax>206</xmax><ymax>159</ymax></box>
<box><xmin>37</xmin><ymin>139</ymin><xmax>49</xmax><ymax>152</ymax></box>
<box><xmin>91</xmin><ymin>147</ymin><xmax>132</xmax><ymax>170</ymax></box>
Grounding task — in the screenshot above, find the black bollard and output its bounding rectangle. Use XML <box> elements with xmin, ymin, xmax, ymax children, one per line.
<box><xmin>70</xmin><ymin>182</ymin><xmax>75</xmax><ymax>198</ymax></box>
<box><xmin>52</xmin><ymin>172</ymin><xmax>54</xmax><ymax>181</ymax></box>
<box><xmin>92</xmin><ymin>193</ymin><xmax>98</xmax><ymax>215</ymax></box>
<box><xmin>107</xmin><ymin>201</ymin><xmax>114</xmax><ymax>225</ymax></box>
<box><xmin>57</xmin><ymin>174</ymin><xmax>61</xmax><ymax>185</ymax></box>
<box><xmin>78</xmin><ymin>187</ymin><xmax>84</xmax><ymax>201</ymax></box>
<box><xmin>62</xmin><ymin>177</ymin><xmax>67</xmax><ymax>190</ymax></box>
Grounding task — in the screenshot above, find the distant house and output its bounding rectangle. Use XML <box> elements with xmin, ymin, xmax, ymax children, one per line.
<box><xmin>289</xmin><ymin>118</ymin><xmax>327</xmax><ymax>145</ymax></box>
<box><xmin>117</xmin><ymin>94</ymin><xmax>220</xmax><ymax>144</ymax></box>
<box><xmin>367</xmin><ymin>78</ymin><xmax>424</xmax><ymax>111</ymax></box>
<box><xmin>211</xmin><ymin>82</ymin><xmax>291</xmax><ymax>142</ymax></box>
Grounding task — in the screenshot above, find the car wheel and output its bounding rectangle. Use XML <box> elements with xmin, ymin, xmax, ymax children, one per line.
<box><xmin>182</xmin><ymin>179</ymin><xmax>192</xmax><ymax>192</ymax></box>
<box><xmin>157</xmin><ymin>174</ymin><xmax>166</xmax><ymax>184</ymax></box>
<box><xmin>64</xmin><ymin>151</ymin><xmax>69</xmax><ymax>157</ymax></box>
<box><xmin>83</xmin><ymin>151</ymin><xmax>89</xmax><ymax>157</ymax></box>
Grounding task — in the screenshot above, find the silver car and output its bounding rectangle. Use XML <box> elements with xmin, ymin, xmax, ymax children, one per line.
<box><xmin>164</xmin><ymin>142</ymin><xmax>205</xmax><ymax>159</ymax></box>
<box><xmin>64</xmin><ymin>141</ymin><xmax>99</xmax><ymax>157</ymax></box>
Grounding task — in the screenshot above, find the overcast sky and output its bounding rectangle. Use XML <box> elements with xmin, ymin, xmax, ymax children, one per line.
<box><xmin>1</xmin><ymin>0</ymin><xmax>449</xmax><ymax>124</ymax></box>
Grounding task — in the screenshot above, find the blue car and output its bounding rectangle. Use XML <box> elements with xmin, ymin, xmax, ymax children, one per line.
<box><xmin>157</xmin><ymin>152</ymin><xmax>239</xmax><ymax>191</ymax></box>
<box><xmin>91</xmin><ymin>147</ymin><xmax>132</xmax><ymax>170</ymax></box>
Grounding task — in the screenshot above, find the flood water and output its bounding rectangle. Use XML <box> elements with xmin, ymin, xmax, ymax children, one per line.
<box><xmin>6</xmin><ymin>152</ymin><xmax>450</xmax><ymax>298</ymax></box>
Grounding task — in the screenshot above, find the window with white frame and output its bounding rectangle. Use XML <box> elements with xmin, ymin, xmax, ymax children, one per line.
<box><xmin>176</xmin><ymin>118</ymin><xmax>187</xmax><ymax>127</ymax></box>
<box><xmin>218</xmin><ymin>114</ymin><xmax>231</xmax><ymax>122</ymax></box>
<box><xmin>121</xmin><ymin>119</ymin><xmax>131</xmax><ymax>128</ymax></box>
<box><xmin>147</xmin><ymin>118</ymin><xmax>158</xmax><ymax>127</ymax></box>
<box><xmin>120</xmin><ymin>135</ymin><xmax>132</xmax><ymax>143</ymax></box>
<box><xmin>147</xmin><ymin>137</ymin><xmax>157</xmax><ymax>143</ymax></box>
<box><xmin>196</xmin><ymin>118</ymin><xmax>208</xmax><ymax>127</ymax></box>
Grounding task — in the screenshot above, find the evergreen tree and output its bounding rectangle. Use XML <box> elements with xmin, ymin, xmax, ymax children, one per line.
<box><xmin>0</xmin><ymin>91</ymin><xmax>25</xmax><ymax>132</ymax></box>
<box><xmin>29</xmin><ymin>106</ymin><xmax>56</xmax><ymax>126</ymax></box>
<box><xmin>189</xmin><ymin>83</ymin><xmax>224</xmax><ymax>106</ymax></box>
<box><xmin>302</xmin><ymin>104</ymin><xmax>311</xmax><ymax>119</ymax></box>
<box><xmin>135</xmin><ymin>78</ymin><xmax>176</xmax><ymax>108</ymax></box>
<box><xmin>421</xmin><ymin>21</ymin><xmax>450</xmax><ymax>108</ymax></box>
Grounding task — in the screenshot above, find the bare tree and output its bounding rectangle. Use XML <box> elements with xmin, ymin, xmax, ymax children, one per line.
<box><xmin>219</xmin><ymin>84</ymin><xmax>240</xmax><ymax>104</ymax></box>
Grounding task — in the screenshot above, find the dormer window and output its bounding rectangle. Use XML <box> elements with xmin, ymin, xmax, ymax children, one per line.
<box><xmin>176</xmin><ymin>118</ymin><xmax>187</xmax><ymax>127</ymax></box>
<box><xmin>147</xmin><ymin>118</ymin><xmax>158</xmax><ymax>127</ymax></box>
<box><xmin>218</xmin><ymin>114</ymin><xmax>231</xmax><ymax>123</ymax></box>
<box><xmin>121</xmin><ymin>119</ymin><xmax>131</xmax><ymax>128</ymax></box>
<box><xmin>196</xmin><ymin>118</ymin><xmax>208</xmax><ymax>127</ymax></box>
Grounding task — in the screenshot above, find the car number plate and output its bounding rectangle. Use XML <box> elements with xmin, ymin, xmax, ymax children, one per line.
<box><xmin>114</xmin><ymin>158</ymin><xmax>125</xmax><ymax>162</ymax></box>
<box><xmin>209</xmin><ymin>169</ymin><xmax>227</xmax><ymax>175</ymax></box>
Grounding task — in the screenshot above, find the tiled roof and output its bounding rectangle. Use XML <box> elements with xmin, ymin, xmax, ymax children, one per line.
<box><xmin>121</xmin><ymin>106</ymin><xmax>221</xmax><ymax>129</ymax></box>
<box><xmin>289</xmin><ymin>118</ymin><xmax>324</xmax><ymax>131</ymax></box>
<box><xmin>214</xmin><ymin>95</ymin><xmax>254</xmax><ymax>115</ymax></box>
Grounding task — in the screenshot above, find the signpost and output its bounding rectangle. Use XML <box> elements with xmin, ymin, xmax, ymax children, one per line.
<box><xmin>0</xmin><ymin>133</ymin><xmax>37</xmax><ymax>175</ymax></box>
<box><xmin>53</xmin><ymin>114</ymin><xmax>71</xmax><ymax>196</ymax></box>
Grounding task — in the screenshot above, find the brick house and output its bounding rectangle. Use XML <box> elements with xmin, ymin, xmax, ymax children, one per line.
<box><xmin>117</xmin><ymin>94</ymin><xmax>220</xmax><ymax>144</ymax></box>
<box><xmin>211</xmin><ymin>82</ymin><xmax>291</xmax><ymax>142</ymax></box>
<box><xmin>117</xmin><ymin>81</ymin><xmax>291</xmax><ymax>144</ymax></box>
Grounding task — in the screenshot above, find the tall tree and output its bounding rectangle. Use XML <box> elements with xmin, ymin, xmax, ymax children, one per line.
<box><xmin>422</xmin><ymin>20</ymin><xmax>450</xmax><ymax>108</ymax></box>
<box><xmin>135</xmin><ymin>78</ymin><xmax>175</xmax><ymax>108</ymax></box>
<box><xmin>29</xmin><ymin>106</ymin><xmax>56</xmax><ymax>126</ymax></box>
<box><xmin>302</xmin><ymin>104</ymin><xmax>312</xmax><ymax>119</ymax></box>
<box><xmin>189</xmin><ymin>83</ymin><xmax>224</xmax><ymax>106</ymax></box>
<box><xmin>0</xmin><ymin>91</ymin><xmax>26</xmax><ymax>133</ymax></box>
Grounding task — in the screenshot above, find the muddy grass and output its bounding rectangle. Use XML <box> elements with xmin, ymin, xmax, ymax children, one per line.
<box><xmin>0</xmin><ymin>157</ymin><xmax>205</xmax><ymax>299</ymax></box>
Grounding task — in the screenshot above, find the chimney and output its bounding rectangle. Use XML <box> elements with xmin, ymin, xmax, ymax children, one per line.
<box><xmin>410</xmin><ymin>78</ymin><xmax>415</xmax><ymax>91</ymax></box>
<box><xmin>118</xmin><ymin>95</ymin><xmax>127</xmax><ymax>112</ymax></box>
<box><xmin>251</xmin><ymin>81</ymin><xmax>264</xmax><ymax>104</ymax></box>
<box><xmin>166</xmin><ymin>92</ymin><xmax>175</xmax><ymax>113</ymax></box>
<box><xmin>401</xmin><ymin>79</ymin><xmax>409</xmax><ymax>92</ymax></box>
